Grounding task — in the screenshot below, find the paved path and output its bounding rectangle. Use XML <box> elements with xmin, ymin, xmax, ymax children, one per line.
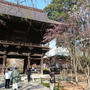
<box><xmin>0</xmin><ymin>81</ymin><xmax>50</xmax><ymax>90</ymax></box>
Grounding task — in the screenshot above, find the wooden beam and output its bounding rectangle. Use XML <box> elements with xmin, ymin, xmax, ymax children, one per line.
<box><xmin>7</xmin><ymin>52</ymin><xmax>28</xmax><ymax>56</ymax></box>
<box><xmin>0</xmin><ymin>51</ymin><xmax>5</xmax><ymax>55</ymax></box>
<box><xmin>0</xmin><ymin>51</ymin><xmax>42</xmax><ymax>57</ymax></box>
<box><xmin>31</xmin><ymin>54</ymin><xmax>42</xmax><ymax>57</ymax></box>
<box><xmin>31</xmin><ymin>58</ymin><xmax>41</xmax><ymax>60</ymax></box>
<box><xmin>0</xmin><ymin>40</ymin><xmax>49</xmax><ymax>49</ymax></box>
<box><xmin>13</xmin><ymin>29</ymin><xmax>26</xmax><ymax>34</ymax></box>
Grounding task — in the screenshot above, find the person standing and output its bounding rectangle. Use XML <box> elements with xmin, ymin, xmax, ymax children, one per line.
<box><xmin>27</xmin><ymin>68</ymin><xmax>31</xmax><ymax>82</ymax></box>
<box><xmin>49</xmin><ymin>68</ymin><xmax>55</xmax><ymax>90</ymax></box>
<box><xmin>5</xmin><ymin>68</ymin><xmax>11</xmax><ymax>88</ymax></box>
<box><xmin>11</xmin><ymin>67</ymin><xmax>20</xmax><ymax>90</ymax></box>
<box><xmin>9</xmin><ymin>68</ymin><xmax>13</xmax><ymax>85</ymax></box>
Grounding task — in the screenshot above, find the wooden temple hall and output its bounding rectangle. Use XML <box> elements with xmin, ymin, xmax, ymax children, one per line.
<box><xmin>0</xmin><ymin>1</ymin><xmax>59</xmax><ymax>74</ymax></box>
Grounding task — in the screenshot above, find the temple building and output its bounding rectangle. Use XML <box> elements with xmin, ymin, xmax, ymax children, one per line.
<box><xmin>0</xmin><ymin>1</ymin><xmax>59</xmax><ymax>74</ymax></box>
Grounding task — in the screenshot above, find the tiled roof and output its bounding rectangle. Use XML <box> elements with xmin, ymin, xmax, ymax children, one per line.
<box><xmin>44</xmin><ymin>47</ymin><xmax>69</xmax><ymax>58</ymax></box>
<box><xmin>0</xmin><ymin>1</ymin><xmax>60</xmax><ymax>24</ymax></box>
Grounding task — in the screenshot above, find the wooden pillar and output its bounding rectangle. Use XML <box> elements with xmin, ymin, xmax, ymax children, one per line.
<box><xmin>41</xmin><ymin>55</ymin><xmax>43</xmax><ymax>74</ymax></box>
<box><xmin>25</xmin><ymin>53</ymin><xmax>31</xmax><ymax>74</ymax></box>
<box><xmin>3</xmin><ymin>54</ymin><xmax>7</xmax><ymax>74</ymax></box>
<box><xmin>27</xmin><ymin>53</ymin><xmax>31</xmax><ymax>69</ymax></box>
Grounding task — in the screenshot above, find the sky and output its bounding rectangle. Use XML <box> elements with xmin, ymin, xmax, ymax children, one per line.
<box><xmin>6</xmin><ymin>0</ymin><xmax>51</xmax><ymax>9</ymax></box>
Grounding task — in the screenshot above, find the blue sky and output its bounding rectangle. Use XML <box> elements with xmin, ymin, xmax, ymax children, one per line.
<box><xmin>6</xmin><ymin>0</ymin><xmax>51</xmax><ymax>9</ymax></box>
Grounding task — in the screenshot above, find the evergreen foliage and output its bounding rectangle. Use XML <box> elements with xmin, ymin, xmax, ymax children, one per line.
<box><xmin>44</xmin><ymin>0</ymin><xmax>77</xmax><ymax>21</ymax></box>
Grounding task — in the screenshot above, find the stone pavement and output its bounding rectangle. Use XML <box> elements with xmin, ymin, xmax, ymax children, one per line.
<box><xmin>0</xmin><ymin>81</ymin><xmax>50</xmax><ymax>90</ymax></box>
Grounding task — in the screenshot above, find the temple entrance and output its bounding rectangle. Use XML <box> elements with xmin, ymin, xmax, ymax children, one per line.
<box><xmin>0</xmin><ymin>3</ymin><xmax>49</xmax><ymax>75</ymax></box>
<box><xmin>0</xmin><ymin>53</ymin><xmax>44</xmax><ymax>74</ymax></box>
<box><xmin>0</xmin><ymin>54</ymin><xmax>28</xmax><ymax>74</ymax></box>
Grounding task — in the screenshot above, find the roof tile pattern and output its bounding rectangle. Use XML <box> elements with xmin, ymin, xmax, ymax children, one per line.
<box><xmin>0</xmin><ymin>1</ymin><xmax>52</xmax><ymax>23</ymax></box>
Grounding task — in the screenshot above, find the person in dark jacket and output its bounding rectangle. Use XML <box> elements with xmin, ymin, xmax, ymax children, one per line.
<box><xmin>27</xmin><ymin>68</ymin><xmax>31</xmax><ymax>82</ymax></box>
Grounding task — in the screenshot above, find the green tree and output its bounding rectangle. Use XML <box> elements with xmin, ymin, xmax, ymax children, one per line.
<box><xmin>44</xmin><ymin>0</ymin><xmax>90</xmax><ymax>85</ymax></box>
<box><xmin>44</xmin><ymin>0</ymin><xmax>77</xmax><ymax>21</ymax></box>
